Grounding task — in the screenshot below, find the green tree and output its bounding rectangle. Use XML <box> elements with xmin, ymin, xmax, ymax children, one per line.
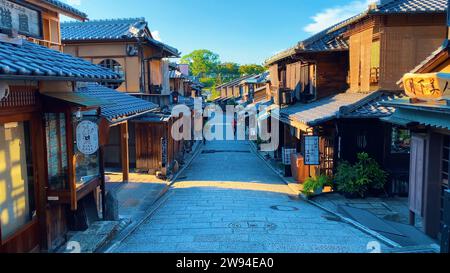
<box><xmin>239</xmin><ymin>64</ymin><xmax>266</xmax><ymax>76</ymax></box>
<box><xmin>217</xmin><ymin>62</ymin><xmax>240</xmax><ymax>81</ymax></box>
<box><xmin>199</xmin><ymin>77</ymin><xmax>216</xmax><ymax>89</ymax></box>
<box><xmin>180</xmin><ymin>49</ymin><xmax>220</xmax><ymax>78</ymax></box>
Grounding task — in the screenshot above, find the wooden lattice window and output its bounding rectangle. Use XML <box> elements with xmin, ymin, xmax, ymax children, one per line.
<box><xmin>0</xmin><ymin>86</ymin><xmax>37</xmax><ymax>109</ymax></box>
<box><xmin>98</xmin><ymin>59</ymin><xmax>124</xmax><ymax>89</ymax></box>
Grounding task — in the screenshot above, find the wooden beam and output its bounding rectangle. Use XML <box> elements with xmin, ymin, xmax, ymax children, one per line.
<box><xmin>120</xmin><ymin>122</ymin><xmax>130</xmax><ymax>182</ymax></box>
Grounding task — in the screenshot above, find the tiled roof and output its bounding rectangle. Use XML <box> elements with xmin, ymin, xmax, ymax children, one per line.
<box><xmin>277</xmin><ymin>92</ymin><xmax>374</xmax><ymax>126</ymax></box>
<box><xmin>61</xmin><ymin>18</ymin><xmax>145</xmax><ymax>41</ymax></box>
<box><xmin>340</xmin><ymin>92</ymin><xmax>404</xmax><ymax>118</ymax></box>
<box><xmin>370</xmin><ymin>0</ymin><xmax>447</xmax><ymax>14</ymax></box>
<box><xmin>265</xmin><ymin>13</ymin><xmax>365</xmax><ymax>65</ymax></box>
<box><xmin>265</xmin><ymin>46</ymin><xmax>298</xmax><ymax>66</ymax></box>
<box><xmin>77</xmin><ymin>83</ymin><xmax>158</xmax><ymax>123</ymax></box>
<box><xmin>244</xmin><ymin>71</ymin><xmax>270</xmax><ymax>84</ymax></box>
<box><xmin>0</xmin><ymin>40</ymin><xmax>121</xmax><ymax>81</ymax></box>
<box><xmin>169</xmin><ymin>70</ymin><xmax>185</xmax><ymax>79</ymax></box>
<box><xmin>381</xmin><ymin>98</ymin><xmax>450</xmax><ymax>130</ymax></box>
<box><xmin>42</xmin><ymin>0</ymin><xmax>87</xmax><ymax>19</ymax></box>
<box><xmin>266</xmin><ymin>0</ymin><xmax>448</xmax><ymax>65</ymax></box>
<box><xmin>61</xmin><ymin>18</ymin><xmax>180</xmax><ymax>56</ymax></box>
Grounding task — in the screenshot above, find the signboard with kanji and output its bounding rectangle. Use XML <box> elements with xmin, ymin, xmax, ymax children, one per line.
<box><xmin>161</xmin><ymin>137</ymin><xmax>168</xmax><ymax>167</ymax></box>
<box><xmin>403</xmin><ymin>72</ymin><xmax>450</xmax><ymax>100</ymax></box>
<box><xmin>0</xmin><ymin>0</ymin><xmax>41</xmax><ymax>38</ymax></box>
<box><xmin>304</xmin><ymin>136</ymin><xmax>320</xmax><ymax>166</ymax></box>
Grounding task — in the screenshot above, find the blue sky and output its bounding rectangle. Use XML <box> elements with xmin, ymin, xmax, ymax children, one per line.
<box><xmin>63</xmin><ymin>0</ymin><xmax>374</xmax><ymax>65</ymax></box>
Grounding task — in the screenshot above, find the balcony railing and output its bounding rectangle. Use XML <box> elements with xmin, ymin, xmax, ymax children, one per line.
<box><xmin>370</xmin><ymin>67</ymin><xmax>380</xmax><ymax>84</ymax></box>
<box><xmin>27</xmin><ymin>37</ymin><xmax>63</xmax><ymax>52</ymax></box>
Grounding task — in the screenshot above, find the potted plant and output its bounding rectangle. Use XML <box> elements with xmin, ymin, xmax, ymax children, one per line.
<box><xmin>335</xmin><ymin>153</ymin><xmax>387</xmax><ymax>199</ymax></box>
<box><xmin>301</xmin><ymin>175</ymin><xmax>333</xmax><ymax>198</ymax></box>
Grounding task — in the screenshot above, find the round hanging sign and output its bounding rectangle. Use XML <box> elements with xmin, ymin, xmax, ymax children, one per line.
<box><xmin>76</xmin><ymin>120</ymin><xmax>99</xmax><ymax>155</ymax></box>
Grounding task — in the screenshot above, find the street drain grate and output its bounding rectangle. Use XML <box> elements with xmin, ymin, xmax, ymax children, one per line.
<box><xmin>229</xmin><ymin>221</ymin><xmax>277</xmax><ymax>232</ymax></box>
<box><xmin>270</xmin><ymin>205</ymin><xmax>299</xmax><ymax>212</ymax></box>
<box><xmin>202</xmin><ymin>150</ymin><xmax>251</xmax><ymax>154</ymax></box>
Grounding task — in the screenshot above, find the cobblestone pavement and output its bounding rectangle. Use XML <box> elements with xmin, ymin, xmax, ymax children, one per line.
<box><xmin>114</xmin><ymin>140</ymin><xmax>389</xmax><ymax>253</ymax></box>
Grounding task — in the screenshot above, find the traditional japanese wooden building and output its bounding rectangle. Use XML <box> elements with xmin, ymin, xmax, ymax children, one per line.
<box><xmin>61</xmin><ymin>18</ymin><xmax>188</xmax><ymax>177</ymax></box>
<box><xmin>240</xmin><ymin>72</ymin><xmax>270</xmax><ymax>104</ymax></box>
<box><xmin>0</xmin><ymin>0</ymin><xmax>128</xmax><ymax>252</ymax></box>
<box><xmin>61</xmin><ymin>17</ymin><xmax>180</xmax><ymax>105</ymax></box>
<box><xmin>264</xmin><ymin>0</ymin><xmax>447</xmax><ymax>188</ymax></box>
<box><xmin>382</xmin><ymin>5</ymin><xmax>450</xmax><ymax>238</ymax></box>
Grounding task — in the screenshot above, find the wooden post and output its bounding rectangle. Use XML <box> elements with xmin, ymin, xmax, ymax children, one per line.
<box><xmin>409</xmin><ymin>210</ymin><xmax>416</xmax><ymax>226</ymax></box>
<box><xmin>120</xmin><ymin>122</ymin><xmax>129</xmax><ymax>182</ymax></box>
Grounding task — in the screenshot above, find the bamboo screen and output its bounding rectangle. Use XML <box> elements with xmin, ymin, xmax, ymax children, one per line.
<box><xmin>380</xmin><ymin>25</ymin><xmax>445</xmax><ymax>90</ymax></box>
<box><xmin>349</xmin><ymin>28</ymin><xmax>373</xmax><ymax>92</ymax></box>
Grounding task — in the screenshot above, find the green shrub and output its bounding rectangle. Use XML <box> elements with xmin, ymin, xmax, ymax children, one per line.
<box><xmin>302</xmin><ymin>175</ymin><xmax>333</xmax><ymax>197</ymax></box>
<box><xmin>335</xmin><ymin>153</ymin><xmax>387</xmax><ymax>198</ymax></box>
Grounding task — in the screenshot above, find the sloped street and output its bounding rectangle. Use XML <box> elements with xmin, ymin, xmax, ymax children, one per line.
<box><xmin>113</xmin><ymin>140</ymin><xmax>386</xmax><ymax>253</ymax></box>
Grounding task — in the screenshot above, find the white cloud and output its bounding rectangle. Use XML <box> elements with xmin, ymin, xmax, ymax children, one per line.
<box><xmin>303</xmin><ymin>0</ymin><xmax>377</xmax><ymax>34</ymax></box>
<box><xmin>66</xmin><ymin>0</ymin><xmax>82</xmax><ymax>6</ymax></box>
<box><xmin>151</xmin><ymin>30</ymin><xmax>162</xmax><ymax>42</ymax></box>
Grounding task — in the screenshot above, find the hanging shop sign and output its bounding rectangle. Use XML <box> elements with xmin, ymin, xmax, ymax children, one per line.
<box><xmin>161</xmin><ymin>137</ymin><xmax>168</xmax><ymax>167</ymax></box>
<box><xmin>403</xmin><ymin>72</ymin><xmax>450</xmax><ymax>100</ymax></box>
<box><xmin>304</xmin><ymin>135</ymin><xmax>320</xmax><ymax>166</ymax></box>
<box><xmin>0</xmin><ymin>0</ymin><xmax>41</xmax><ymax>38</ymax></box>
<box><xmin>76</xmin><ymin>120</ymin><xmax>99</xmax><ymax>155</ymax></box>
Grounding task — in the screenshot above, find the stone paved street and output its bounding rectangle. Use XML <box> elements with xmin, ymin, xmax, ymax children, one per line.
<box><xmin>113</xmin><ymin>140</ymin><xmax>388</xmax><ymax>253</ymax></box>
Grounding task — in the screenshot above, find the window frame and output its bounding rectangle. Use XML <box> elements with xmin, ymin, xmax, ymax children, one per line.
<box><xmin>98</xmin><ymin>59</ymin><xmax>125</xmax><ymax>90</ymax></box>
<box><xmin>43</xmin><ymin>102</ymin><xmax>102</xmax><ymax>211</ymax></box>
<box><xmin>390</xmin><ymin>126</ymin><xmax>411</xmax><ymax>155</ymax></box>
<box><xmin>0</xmin><ymin>113</ymin><xmax>39</xmax><ymax>246</ymax></box>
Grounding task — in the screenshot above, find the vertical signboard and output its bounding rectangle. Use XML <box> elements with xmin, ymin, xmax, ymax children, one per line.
<box><xmin>161</xmin><ymin>137</ymin><xmax>168</xmax><ymax>168</ymax></box>
<box><xmin>304</xmin><ymin>135</ymin><xmax>320</xmax><ymax>166</ymax></box>
<box><xmin>0</xmin><ymin>0</ymin><xmax>41</xmax><ymax>38</ymax></box>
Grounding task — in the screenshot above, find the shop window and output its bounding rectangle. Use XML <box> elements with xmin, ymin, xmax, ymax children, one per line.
<box><xmin>0</xmin><ymin>121</ymin><xmax>36</xmax><ymax>241</ymax></box>
<box><xmin>391</xmin><ymin>127</ymin><xmax>411</xmax><ymax>154</ymax></box>
<box><xmin>45</xmin><ymin>113</ymin><xmax>69</xmax><ymax>190</ymax></box>
<box><xmin>357</xmin><ymin>131</ymin><xmax>368</xmax><ymax>149</ymax></box>
<box><xmin>98</xmin><ymin>59</ymin><xmax>124</xmax><ymax>89</ymax></box>
<box><xmin>73</xmin><ymin>116</ymin><xmax>100</xmax><ymax>188</ymax></box>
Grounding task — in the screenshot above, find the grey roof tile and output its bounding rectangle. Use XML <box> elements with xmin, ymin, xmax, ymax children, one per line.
<box><xmin>0</xmin><ymin>40</ymin><xmax>121</xmax><ymax>81</ymax></box>
<box><xmin>371</xmin><ymin>0</ymin><xmax>447</xmax><ymax>14</ymax></box>
<box><xmin>169</xmin><ymin>69</ymin><xmax>185</xmax><ymax>79</ymax></box>
<box><xmin>61</xmin><ymin>18</ymin><xmax>180</xmax><ymax>56</ymax></box>
<box><xmin>278</xmin><ymin>92</ymin><xmax>373</xmax><ymax>126</ymax></box>
<box><xmin>42</xmin><ymin>0</ymin><xmax>87</xmax><ymax>18</ymax></box>
<box><xmin>77</xmin><ymin>83</ymin><xmax>158</xmax><ymax>123</ymax></box>
<box><xmin>340</xmin><ymin>92</ymin><xmax>404</xmax><ymax>118</ymax></box>
<box><xmin>265</xmin><ymin>13</ymin><xmax>365</xmax><ymax>65</ymax></box>
<box><xmin>266</xmin><ymin>0</ymin><xmax>448</xmax><ymax>65</ymax></box>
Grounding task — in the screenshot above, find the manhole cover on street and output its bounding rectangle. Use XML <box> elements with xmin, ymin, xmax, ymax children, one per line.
<box><xmin>270</xmin><ymin>205</ymin><xmax>299</xmax><ymax>211</ymax></box>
